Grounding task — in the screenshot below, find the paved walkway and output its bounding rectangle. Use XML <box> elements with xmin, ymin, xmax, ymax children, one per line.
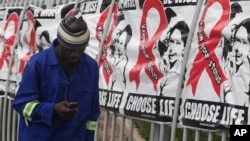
<box><xmin>97</xmin><ymin>109</ymin><xmax>146</xmax><ymax>141</ymax></box>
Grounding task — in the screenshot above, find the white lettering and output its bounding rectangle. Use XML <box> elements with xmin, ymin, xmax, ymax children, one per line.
<box><xmin>99</xmin><ymin>90</ymin><xmax>107</xmax><ymax>106</ymax></box>
<box><xmin>107</xmin><ymin>92</ymin><xmax>122</xmax><ymax>108</ymax></box>
<box><xmin>159</xmin><ymin>99</ymin><xmax>175</xmax><ymax>116</ymax></box>
<box><xmin>234</xmin><ymin>129</ymin><xmax>247</xmax><ymax>136</ymax></box>
<box><xmin>125</xmin><ymin>95</ymin><xmax>156</xmax><ymax>114</ymax></box>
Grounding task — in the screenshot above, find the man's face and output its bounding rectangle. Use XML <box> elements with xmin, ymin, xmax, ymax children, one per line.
<box><xmin>168</xmin><ymin>29</ymin><xmax>185</xmax><ymax>63</ymax></box>
<box><xmin>61</xmin><ymin>45</ymin><xmax>84</xmax><ymax>63</ymax></box>
<box><xmin>231</xmin><ymin>26</ymin><xmax>250</xmax><ymax>65</ymax></box>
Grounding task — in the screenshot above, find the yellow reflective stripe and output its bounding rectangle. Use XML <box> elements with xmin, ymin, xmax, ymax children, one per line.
<box><xmin>22</xmin><ymin>100</ymin><xmax>39</xmax><ymax>121</ymax></box>
<box><xmin>86</xmin><ymin>121</ymin><xmax>97</xmax><ymax>131</ymax></box>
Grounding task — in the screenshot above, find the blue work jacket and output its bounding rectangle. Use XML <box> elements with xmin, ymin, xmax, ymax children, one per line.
<box><xmin>13</xmin><ymin>39</ymin><xmax>100</xmax><ymax>141</ymax></box>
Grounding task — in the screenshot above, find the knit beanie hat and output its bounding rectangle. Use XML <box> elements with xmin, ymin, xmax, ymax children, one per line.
<box><xmin>57</xmin><ymin>9</ymin><xmax>90</xmax><ymax>50</ymax></box>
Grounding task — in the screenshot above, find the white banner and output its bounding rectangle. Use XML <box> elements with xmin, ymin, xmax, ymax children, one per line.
<box><xmin>97</xmin><ymin>0</ymin><xmax>197</xmax><ymax>123</ymax></box>
<box><xmin>1</xmin><ymin>0</ymin><xmax>249</xmax><ymax>130</ymax></box>
<box><xmin>0</xmin><ymin>7</ymin><xmax>23</xmax><ymax>98</ymax></box>
<box><xmin>180</xmin><ymin>0</ymin><xmax>250</xmax><ymax>130</ymax></box>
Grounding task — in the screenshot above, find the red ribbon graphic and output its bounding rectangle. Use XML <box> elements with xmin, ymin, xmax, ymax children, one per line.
<box><xmin>0</xmin><ymin>12</ymin><xmax>19</xmax><ymax>70</ymax></box>
<box><xmin>129</xmin><ymin>0</ymin><xmax>167</xmax><ymax>91</ymax></box>
<box><xmin>96</xmin><ymin>3</ymin><xmax>118</xmax><ymax>85</ymax></box>
<box><xmin>19</xmin><ymin>10</ymin><xmax>36</xmax><ymax>74</ymax></box>
<box><xmin>187</xmin><ymin>0</ymin><xmax>230</xmax><ymax>97</ymax></box>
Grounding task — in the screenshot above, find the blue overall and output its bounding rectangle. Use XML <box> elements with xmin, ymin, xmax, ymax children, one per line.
<box><xmin>13</xmin><ymin>39</ymin><xmax>100</xmax><ymax>141</ymax></box>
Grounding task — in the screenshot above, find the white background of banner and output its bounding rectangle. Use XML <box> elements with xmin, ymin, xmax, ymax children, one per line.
<box><xmin>0</xmin><ymin>0</ymin><xmax>249</xmax><ymax>130</ymax></box>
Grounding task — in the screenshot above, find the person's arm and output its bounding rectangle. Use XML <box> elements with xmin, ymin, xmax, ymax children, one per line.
<box><xmin>86</xmin><ymin>62</ymin><xmax>100</xmax><ymax>140</ymax></box>
<box><xmin>13</xmin><ymin>59</ymin><xmax>55</xmax><ymax>127</ymax></box>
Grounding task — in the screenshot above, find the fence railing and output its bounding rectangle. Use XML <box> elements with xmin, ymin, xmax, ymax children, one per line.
<box><xmin>0</xmin><ymin>0</ymin><xmax>230</xmax><ymax>141</ymax></box>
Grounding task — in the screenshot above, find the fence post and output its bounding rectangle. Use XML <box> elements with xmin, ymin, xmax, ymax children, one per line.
<box><xmin>150</xmin><ymin>123</ymin><xmax>160</xmax><ymax>141</ymax></box>
<box><xmin>96</xmin><ymin>0</ymin><xmax>116</xmax><ymax>65</ymax></box>
<box><xmin>170</xmin><ymin>0</ymin><xmax>204</xmax><ymax>141</ymax></box>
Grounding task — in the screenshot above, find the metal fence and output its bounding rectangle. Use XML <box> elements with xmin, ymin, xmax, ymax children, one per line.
<box><xmin>0</xmin><ymin>0</ymin><xmax>230</xmax><ymax>141</ymax></box>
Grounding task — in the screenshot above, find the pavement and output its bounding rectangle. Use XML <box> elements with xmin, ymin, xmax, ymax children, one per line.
<box><xmin>97</xmin><ymin>109</ymin><xmax>146</xmax><ymax>141</ymax></box>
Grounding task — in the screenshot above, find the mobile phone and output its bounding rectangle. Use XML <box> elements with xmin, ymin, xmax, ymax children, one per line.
<box><xmin>68</xmin><ymin>102</ymin><xmax>78</xmax><ymax>109</ymax></box>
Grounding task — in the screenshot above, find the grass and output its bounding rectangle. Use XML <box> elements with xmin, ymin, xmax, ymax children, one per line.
<box><xmin>134</xmin><ymin>120</ymin><xmax>151</xmax><ymax>140</ymax></box>
<box><xmin>134</xmin><ymin>120</ymin><xmax>230</xmax><ymax>141</ymax></box>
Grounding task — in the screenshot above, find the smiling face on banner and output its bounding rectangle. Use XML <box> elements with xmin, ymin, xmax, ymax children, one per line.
<box><xmin>230</xmin><ymin>20</ymin><xmax>250</xmax><ymax>66</ymax></box>
<box><xmin>157</xmin><ymin>20</ymin><xmax>189</xmax><ymax>72</ymax></box>
<box><xmin>167</xmin><ymin>29</ymin><xmax>185</xmax><ymax>64</ymax></box>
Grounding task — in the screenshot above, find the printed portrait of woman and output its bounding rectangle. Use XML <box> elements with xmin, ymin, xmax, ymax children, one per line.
<box><xmin>223</xmin><ymin>17</ymin><xmax>250</xmax><ymax>107</ymax></box>
<box><xmin>155</xmin><ymin>20</ymin><xmax>189</xmax><ymax>97</ymax></box>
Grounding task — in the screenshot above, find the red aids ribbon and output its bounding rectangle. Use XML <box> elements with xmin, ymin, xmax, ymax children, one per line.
<box><xmin>186</xmin><ymin>0</ymin><xmax>230</xmax><ymax>97</ymax></box>
<box><xmin>129</xmin><ymin>0</ymin><xmax>167</xmax><ymax>91</ymax></box>
<box><xmin>96</xmin><ymin>3</ymin><xmax>118</xmax><ymax>85</ymax></box>
<box><xmin>19</xmin><ymin>10</ymin><xmax>36</xmax><ymax>74</ymax></box>
<box><xmin>0</xmin><ymin>12</ymin><xmax>19</xmax><ymax>70</ymax></box>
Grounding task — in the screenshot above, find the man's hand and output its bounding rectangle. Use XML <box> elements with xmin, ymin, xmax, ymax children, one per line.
<box><xmin>54</xmin><ymin>101</ymin><xmax>78</xmax><ymax>119</ymax></box>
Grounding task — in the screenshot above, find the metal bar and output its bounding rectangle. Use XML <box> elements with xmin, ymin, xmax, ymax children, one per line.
<box><xmin>170</xmin><ymin>0</ymin><xmax>204</xmax><ymax>140</ymax></box>
<box><xmin>221</xmin><ymin>131</ymin><xmax>227</xmax><ymax>141</ymax></box>
<box><xmin>96</xmin><ymin>0</ymin><xmax>116</xmax><ymax>65</ymax></box>
<box><xmin>165</xmin><ymin>125</ymin><xmax>171</xmax><ymax>141</ymax></box>
<box><xmin>150</xmin><ymin>123</ymin><xmax>160</xmax><ymax>141</ymax></box>
<box><xmin>182</xmin><ymin>128</ymin><xmax>188</xmax><ymax>141</ymax></box>
<box><xmin>12</xmin><ymin>110</ymin><xmax>18</xmax><ymax>141</ymax></box>
<box><xmin>0</xmin><ymin>98</ymin><xmax>2</xmax><ymax>139</ymax></box>
<box><xmin>7</xmin><ymin>100</ymin><xmax>11</xmax><ymax>141</ymax></box>
<box><xmin>49</xmin><ymin>0</ymin><xmax>56</xmax><ymax>8</ymax></box>
<box><xmin>159</xmin><ymin>124</ymin><xmax>165</xmax><ymax>141</ymax></box>
<box><xmin>195</xmin><ymin>130</ymin><xmax>200</xmax><ymax>141</ymax></box>
<box><xmin>7</xmin><ymin>0</ymin><xmax>12</xmax><ymax>6</ymax></box>
<box><xmin>1</xmin><ymin>97</ymin><xmax>7</xmax><ymax>141</ymax></box>
<box><xmin>110</xmin><ymin>112</ymin><xmax>116</xmax><ymax>141</ymax></box>
<box><xmin>102</xmin><ymin>110</ymin><xmax>109</xmax><ymax>141</ymax></box>
<box><xmin>16</xmin><ymin>114</ymin><xmax>20</xmax><ymax>141</ymax></box>
<box><xmin>208</xmin><ymin>132</ymin><xmax>213</xmax><ymax>141</ymax></box>
<box><xmin>94</xmin><ymin>116</ymin><xmax>100</xmax><ymax>141</ymax></box>
<box><xmin>73</xmin><ymin>0</ymin><xmax>80</xmax><ymax>10</ymax></box>
<box><xmin>128</xmin><ymin>118</ymin><xmax>134</xmax><ymax>141</ymax></box>
<box><xmin>5</xmin><ymin>0</ymin><xmax>9</xmax><ymax>6</ymax></box>
<box><xmin>119</xmin><ymin>116</ymin><xmax>125</xmax><ymax>141</ymax></box>
<box><xmin>150</xmin><ymin>122</ymin><xmax>155</xmax><ymax>141</ymax></box>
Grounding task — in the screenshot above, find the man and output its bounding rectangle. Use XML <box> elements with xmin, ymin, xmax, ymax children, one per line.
<box><xmin>13</xmin><ymin>9</ymin><xmax>100</xmax><ymax>141</ymax></box>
